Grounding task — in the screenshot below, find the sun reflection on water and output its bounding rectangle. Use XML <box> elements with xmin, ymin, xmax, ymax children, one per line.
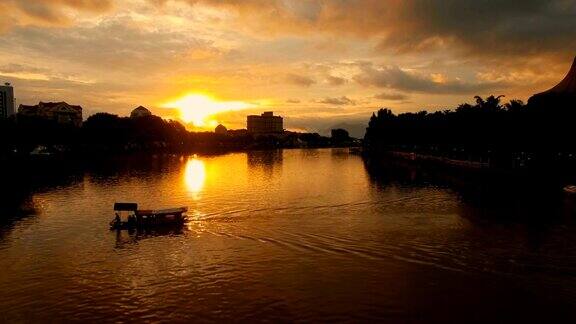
<box><xmin>184</xmin><ymin>157</ymin><xmax>206</xmax><ymax>198</ymax></box>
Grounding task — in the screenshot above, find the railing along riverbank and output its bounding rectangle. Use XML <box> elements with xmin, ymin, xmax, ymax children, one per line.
<box><xmin>388</xmin><ymin>151</ymin><xmax>489</xmax><ymax>169</ymax></box>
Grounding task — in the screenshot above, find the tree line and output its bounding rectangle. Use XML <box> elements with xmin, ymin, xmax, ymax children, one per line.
<box><xmin>364</xmin><ymin>95</ymin><xmax>576</xmax><ymax>167</ymax></box>
<box><xmin>0</xmin><ymin>112</ymin><xmax>336</xmax><ymax>156</ymax></box>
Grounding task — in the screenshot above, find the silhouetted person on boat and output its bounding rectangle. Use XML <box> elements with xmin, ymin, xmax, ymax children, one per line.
<box><xmin>128</xmin><ymin>214</ymin><xmax>136</xmax><ymax>226</ymax></box>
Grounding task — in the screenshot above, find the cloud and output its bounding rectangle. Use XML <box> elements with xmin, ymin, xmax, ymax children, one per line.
<box><xmin>0</xmin><ymin>64</ymin><xmax>54</xmax><ymax>81</ymax></box>
<box><xmin>326</xmin><ymin>75</ymin><xmax>346</xmax><ymax>86</ymax></box>
<box><xmin>2</xmin><ymin>0</ymin><xmax>574</xmax><ymax>132</ymax></box>
<box><xmin>318</xmin><ymin>96</ymin><xmax>356</xmax><ymax>106</ymax></box>
<box><xmin>374</xmin><ymin>92</ymin><xmax>409</xmax><ymax>101</ymax></box>
<box><xmin>0</xmin><ymin>63</ymin><xmax>49</xmax><ymax>74</ymax></box>
<box><xmin>286</xmin><ymin>73</ymin><xmax>316</xmax><ymax>87</ymax></box>
<box><xmin>375</xmin><ymin>1</ymin><xmax>576</xmax><ymax>60</ymax></box>
<box><xmin>0</xmin><ymin>0</ymin><xmax>114</xmax><ymax>29</ymax></box>
<box><xmin>5</xmin><ymin>1</ymin><xmax>575</xmax><ymax>61</ymax></box>
<box><xmin>355</xmin><ymin>64</ymin><xmax>503</xmax><ymax>95</ymax></box>
<box><xmin>1</xmin><ymin>18</ymin><xmax>215</xmax><ymax>73</ymax></box>
<box><xmin>162</xmin><ymin>0</ymin><xmax>576</xmax><ymax>62</ymax></box>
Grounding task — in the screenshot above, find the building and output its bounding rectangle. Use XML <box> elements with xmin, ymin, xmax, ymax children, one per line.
<box><xmin>0</xmin><ymin>82</ymin><xmax>15</xmax><ymax>118</ymax></box>
<box><xmin>532</xmin><ymin>56</ymin><xmax>576</xmax><ymax>97</ymax></box>
<box><xmin>18</xmin><ymin>102</ymin><xmax>83</xmax><ymax>127</ymax></box>
<box><xmin>215</xmin><ymin>124</ymin><xmax>228</xmax><ymax>135</ymax></box>
<box><xmin>529</xmin><ymin>56</ymin><xmax>576</xmax><ymax>107</ymax></box>
<box><xmin>247</xmin><ymin>112</ymin><xmax>284</xmax><ymax>134</ymax></box>
<box><xmin>130</xmin><ymin>106</ymin><xmax>152</xmax><ymax>118</ymax></box>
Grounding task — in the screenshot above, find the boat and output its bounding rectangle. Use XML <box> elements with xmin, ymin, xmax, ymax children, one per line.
<box><xmin>564</xmin><ymin>185</ymin><xmax>576</xmax><ymax>195</ymax></box>
<box><xmin>110</xmin><ymin>202</ymin><xmax>188</xmax><ymax>230</ymax></box>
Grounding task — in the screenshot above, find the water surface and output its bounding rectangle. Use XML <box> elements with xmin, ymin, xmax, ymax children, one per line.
<box><xmin>1</xmin><ymin>149</ymin><xmax>576</xmax><ymax>322</ymax></box>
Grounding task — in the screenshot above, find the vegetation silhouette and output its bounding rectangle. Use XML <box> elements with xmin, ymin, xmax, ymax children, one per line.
<box><xmin>364</xmin><ymin>93</ymin><xmax>576</xmax><ymax>168</ymax></box>
<box><xmin>330</xmin><ymin>128</ymin><xmax>351</xmax><ymax>146</ymax></box>
<box><xmin>365</xmin><ymin>57</ymin><xmax>576</xmax><ymax>169</ymax></box>
<box><xmin>1</xmin><ymin>112</ymin><xmax>341</xmax><ymax>157</ymax></box>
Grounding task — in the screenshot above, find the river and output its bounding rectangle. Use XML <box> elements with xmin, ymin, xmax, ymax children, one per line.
<box><xmin>1</xmin><ymin>149</ymin><xmax>576</xmax><ymax>322</ymax></box>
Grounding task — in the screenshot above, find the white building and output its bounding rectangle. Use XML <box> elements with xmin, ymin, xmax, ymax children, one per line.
<box><xmin>0</xmin><ymin>82</ymin><xmax>15</xmax><ymax>118</ymax></box>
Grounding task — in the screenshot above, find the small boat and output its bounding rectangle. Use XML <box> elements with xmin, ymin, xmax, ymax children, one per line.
<box><xmin>110</xmin><ymin>202</ymin><xmax>188</xmax><ymax>230</ymax></box>
<box><xmin>564</xmin><ymin>185</ymin><xmax>576</xmax><ymax>195</ymax></box>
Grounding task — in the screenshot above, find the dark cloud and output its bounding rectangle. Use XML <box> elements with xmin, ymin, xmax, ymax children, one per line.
<box><xmin>286</xmin><ymin>73</ymin><xmax>316</xmax><ymax>87</ymax></box>
<box><xmin>318</xmin><ymin>96</ymin><xmax>356</xmax><ymax>105</ymax></box>
<box><xmin>6</xmin><ymin>1</ymin><xmax>574</xmax><ymax>63</ymax></box>
<box><xmin>4</xmin><ymin>1</ymin><xmax>575</xmax><ymax>61</ymax></box>
<box><xmin>355</xmin><ymin>64</ymin><xmax>503</xmax><ymax>95</ymax></box>
<box><xmin>0</xmin><ymin>0</ymin><xmax>113</xmax><ymax>28</ymax></box>
<box><xmin>326</xmin><ymin>75</ymin><xmax>346</xmax><ymax>86</ymax></box>
<box><xmin>378</xmin><ymin>0</ymin><xmax>576</xmax><ymax>59</ymax></box>
<box><xmin>166</xmin><ymin>0</ymin><xmax>576</xmax><ymax>61</ymax></box>
<box><xmin>374</xmin><ymin>92</ymin><xmax>409</xmax><ymax>101</ymax></box>
<box><xmin>0</xmin><ymin>63</ymin><xmax>50</xmax><ymax>74</ymax></box>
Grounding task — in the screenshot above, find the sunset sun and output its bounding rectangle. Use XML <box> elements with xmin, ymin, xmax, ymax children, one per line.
<box><xmin>162</xmin><ymin>94</ymin><xmax>253</xmax><ymax>128</ymax></box>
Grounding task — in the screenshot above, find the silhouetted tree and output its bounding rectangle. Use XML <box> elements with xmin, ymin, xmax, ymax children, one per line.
<box><xmin>331</xmin><ymin>129</ymin><xmax>350</xmax><ymax>145</ymax></box>
<box><xmin>364</xmin><ymin>95</ymin><xmax>576</xmax><ymax>168</ymax></box>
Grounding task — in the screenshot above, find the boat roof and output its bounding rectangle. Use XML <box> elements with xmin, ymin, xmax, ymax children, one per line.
<box><xmin>135</xmin><ymin>207</ymin><xmax>188</xmax><ymax>216</ymax></box>
<box><xmin>114</xmin><ymin>202</ymin><xmax>138</xmax><ymax>211</ymax></box>
<box><xmin>154</xmin><ymin>207</ymin><xmax>188</xmax><ymax>214</ymax></box>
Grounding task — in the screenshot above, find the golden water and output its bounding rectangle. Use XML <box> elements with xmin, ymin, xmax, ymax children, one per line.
<box><xmin>1</xmin><ymin>149</ymin><xmax>575</xmax><ymax>322</ymax></box>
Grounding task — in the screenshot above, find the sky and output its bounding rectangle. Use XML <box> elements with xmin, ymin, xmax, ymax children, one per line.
<box><xmin>1</xmin><ymin>0</ymin><xmax>575</xmax><ymax>135</ymax></box>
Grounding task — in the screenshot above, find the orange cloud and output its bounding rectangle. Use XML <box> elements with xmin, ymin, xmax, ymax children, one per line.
<box><xmin>0</xmin><ymin>0</ymin><xmax>113</xmax><ymax>29</ymax></box>
<box><xmin>2</xmin><ymin>0</ymin><xmax>575</xmax><ymax>136</ymax></box>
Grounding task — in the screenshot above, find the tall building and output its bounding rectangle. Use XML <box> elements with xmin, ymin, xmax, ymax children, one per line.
<box><xmin>0</xmin><ymin>82</ymin><xmax>15</xmax><ymax>118</ymax></box>
<box><xmin>18</xmin><ymin>102</ymin><xmax>83</xmax><ymax>127</ymax></box>
<box><xmin>247</xmin><ymin>112</ymin><xmax>284</xmax><ymax>134</ymax></box>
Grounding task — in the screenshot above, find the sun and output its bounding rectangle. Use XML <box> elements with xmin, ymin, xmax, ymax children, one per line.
<box><xmin>161</xmin><ymin>93</ymin><xmax>252</xmax><ymax>128</ymax></box>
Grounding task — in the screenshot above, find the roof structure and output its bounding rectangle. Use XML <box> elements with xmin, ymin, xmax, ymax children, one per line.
<box><xmin>130</xmin><ymin>105</ymin><xmax>152</xmax><ymax>118</ymax></box>
<box><xmin>19</xmin><ymin>102</ymin><xmax>82</xmax><ymax>112</ymax></box>
<box><xmin>539</xmin><ymin>56</ymin><xmax>576</xmax><ymax>95</ymax></box>
<box><xmin>529</xmin><ymin>56</ymin><xmax>576</xmax><ymax>107</ymax></box>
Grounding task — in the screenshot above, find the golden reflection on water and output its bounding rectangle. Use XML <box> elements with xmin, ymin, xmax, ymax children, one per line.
<box><xmin>5</xmin><ymin>149</ymin><xmax>574</xmax><ymax>322</ymax></box>
<box><xmin>184</xmin><ymin>157</ymin><xmax>206</xmax><ymax>199</ymax></box>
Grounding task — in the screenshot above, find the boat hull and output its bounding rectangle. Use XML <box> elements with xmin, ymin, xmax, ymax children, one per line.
<box><xmin>110</xmin><ymin>206</ymin><xmax>188</xmax><ymax>230</ymax></box>
<box><xmin>110</xmin><ymin>218</ymin><xmax>185</xmax><ymax>230</ymax></box>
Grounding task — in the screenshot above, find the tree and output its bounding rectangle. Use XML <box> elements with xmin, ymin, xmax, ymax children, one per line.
<box><xmin>331</xmin><ymin>129</ymin><xmax>350</xmax><ymax>144</ymax></box>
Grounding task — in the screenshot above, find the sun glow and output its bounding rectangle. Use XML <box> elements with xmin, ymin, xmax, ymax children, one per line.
<box><xmin>184</xmin><ymin>157</ymin><xmax>206</xmax><ymax>197</ymax></box>
<box><xmin>162</xmin><ymin>93</ymin><xmax>253</xmax><ymax>128</ymax></box>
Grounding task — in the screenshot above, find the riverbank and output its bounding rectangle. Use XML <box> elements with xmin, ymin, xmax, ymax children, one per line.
<box><xmin>362</xmin><ymin>151</ymin><xmax>576</xmax><ymax>207</ymax></box>
<box><xmin>388</xmin><ymin>151</ymin><xmax>489</xmax><ymax>169</ymax></box>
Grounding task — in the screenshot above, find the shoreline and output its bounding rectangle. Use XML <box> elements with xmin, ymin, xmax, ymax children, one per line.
<box><xmin>0</xmin><ymin>146</ymin><xmax>359</xmax><ymax>164</ymax></box>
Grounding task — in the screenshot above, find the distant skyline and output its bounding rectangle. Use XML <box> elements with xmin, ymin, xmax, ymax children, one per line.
<box><xmin>1</xmin><ymin>0</ymin><xmax>575</xmax><ymax>134</ymax></box>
